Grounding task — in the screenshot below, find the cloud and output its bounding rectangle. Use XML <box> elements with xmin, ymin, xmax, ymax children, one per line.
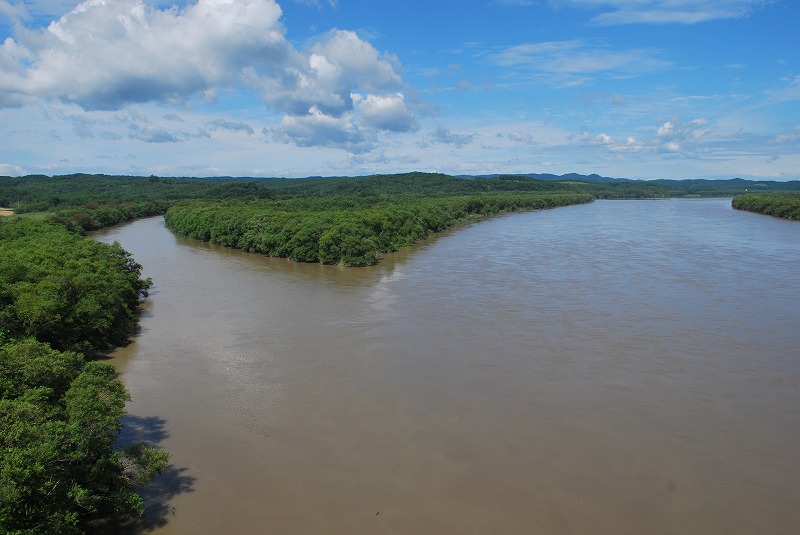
<box><xmin>582</xmin><ymin>130</ymin><xmax>645</xmax><ymax>153</ymax></box>
<box><xmin>420</xmin><ymin>125</ymin><xmax>476</xmax><ymax>148</ymax></box>
<box><xmin>492</xmin><ymin>40</ymin><xmax>669</xmax><ymax>85</ymax></box>
<box><xmin>657</xmin><ymin>121</ymin><xmax>674</xmax><ymax>137</ymax></box>
<box><xmin>292</xmin><ymin>0</ymin><xmax>339</xmax><ymax>8</ymax></box>
<box><xmin>353</xmin><ymin>92</ymin><xmax>418</xmax><ymax>132</ymax></box>
<box><xmin>271</xmin><ymin>106</ymin><xmax>373</xmax><ymax>153</ymax></box>
<box><xmin>207</xmin><ymin>119</ymin><xmax>255</xmax><ymax>136</ymax></box>
<box><xmin>1</xmin><ymin>0</ymin><xmax>81</xmax><ymax>20</ymax></box>
<box><xmin>129</xmin><ymin>124</ymin><xmax>179</xmax><ymax>143</ymax></box>
<box><xmin>0</xmin><ymin>0</ymin><xmax>413</xmax><ymax>151</ymax></box>
<box><xmin>60</xmin><ymin>112</ymin><xmax>97</xmax><ymax>139</ymax></box>
<box><xmin>656</xmin><ymin>117</ymin><xmax>709</xmax><ymax>143</ymax></box>
<box><xmin>581</xmin><ymin>116</ymin><xmax>711</xmax><ymax>158</ymax></box>
<box><xmin>0</xmin><ymin>0</ymin><xmax>289</xmax><ymax>109</ymax></box>
<box><xmin>255</xmin><ymin>28</ymin><xmax>403</xmax><ymax>117</ymax></box>
<box><xmin>581</xmin><ymin>130</ymin><xmax>613</xmax><ymax>145</ymax></box>
<box><xmin>0</xmin><ymin>1</ymin><xmax>26</xmax><ymax>23</ymax></box>
<box><xmin>73</xmin><ymin>124</ymin><xmax>94</xmax><ymax>139</ymax></box>
<box><xmin>0</xmin><ymin>163</ymin><xmax>24</xmax><ymax>176</ymax></box>
<box><xmin>609</xmin><ymin>136</ymin><xmax>644</xmax><ymax>153</ymax></box>
<box><xmin>772</xmin><ymin>125</ymin><xmax>800</xmax><ymax>143</ymax></box>
<box><xmin>662</xmin><ymin>141</ymin><xmax>681</xmax><ymax>152</ymax></box>
<box><xmin>765</xmin><ymin>74</ymin><xmax>800</xmax><ymax>104</ymax></box>
<box><xmin>507</xmin><ymin>132</ymin><xmax>539</xmax><ymax>145</ymax></box>
<box><xmin>558</xmin><ymin>1</ymin><xmax>773</xmax><ymax>26</ymax></box>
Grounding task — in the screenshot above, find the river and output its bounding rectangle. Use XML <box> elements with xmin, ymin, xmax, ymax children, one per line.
<box><xmin>96</xmin><ymin>198</ymin><xmax>800</xmax><ymax>534</ymax></box>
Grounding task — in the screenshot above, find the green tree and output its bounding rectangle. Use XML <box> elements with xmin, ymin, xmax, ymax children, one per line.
<box><xmin>0</xmin><ymin>219</ymin><xmax>151</xmax><ymax>351</ymax></box>
<box><xmin>0</xmin><ymin>340</ymin><xmax>169</xmax><ymax>534</ymax></box>
<box><xmin>0</xmin><ymin>217</ymin><xmax>168</xmax><ymax>533</ymax></box>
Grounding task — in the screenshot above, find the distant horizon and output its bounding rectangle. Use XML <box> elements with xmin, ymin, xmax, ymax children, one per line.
<box><xmin>4</xmin><ymin>170</ymin><xmax>798</xmax><ymax>184</ymax></box>
<box><xmin>2</xmin><ymin>1</ymin><xmax>798</xmax><ymax>180</ymax></box>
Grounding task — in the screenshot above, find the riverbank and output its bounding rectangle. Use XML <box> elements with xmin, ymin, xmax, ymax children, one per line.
<box><xmin>0</xmin><ymin>217</ymin><xmax>168</xmax><ymax>533</ymax></box>
<box><xmin>165</xmin><ymin>192</ymin><xmax>594</xmax><ymax>266</ymax></box>
<box><xmin>732</xmin><ymin>192</ymin><xmax>800</xmax><ymax>220</ymax></box>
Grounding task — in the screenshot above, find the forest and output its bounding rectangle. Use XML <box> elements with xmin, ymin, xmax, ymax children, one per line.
<box><xmin>165</xmin><ymin>192</ymin><xmax>594</xmax><ymax>266</ymax></box>
<box><xmin>3</xmin><ymin>172</ymin><xmax>798</xmax><ymax>234</ymax></box>
<box><xmin>0</xmin><ymin>218</ymin><xmax>169</xmax><ymax>534</ymax></box>
<box><xmin>731</xmin><ymin>192</ymin><xmax>800</xmax><ymax>220</ymax></box>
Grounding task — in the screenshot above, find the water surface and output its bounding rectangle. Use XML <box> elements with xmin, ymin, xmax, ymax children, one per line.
<box><xmin>97</xmin><ymin>199</ymin><xmax>800</xmax><ymax>534</ymax></box>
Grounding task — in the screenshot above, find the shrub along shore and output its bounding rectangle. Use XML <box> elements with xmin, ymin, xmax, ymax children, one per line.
<box><xmin>165</xmin><ymin>192</ymin><xmax>594</xmax><ymax>266</ymax></box>
<box><xmin>732</xmin><ymin>192</ymin><xmax>800</xmax><ymax>220</ymax></box>
<box><xmin>0</xmin><ymin>218</ymin><xmax>169</xmax><ymax>534</ymax></box>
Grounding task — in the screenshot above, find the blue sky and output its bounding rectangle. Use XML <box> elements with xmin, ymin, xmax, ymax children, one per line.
<box><xmin>0</xmin><ymin>0</ymin><xmax>798</xmax><ymax>179</ymax></box>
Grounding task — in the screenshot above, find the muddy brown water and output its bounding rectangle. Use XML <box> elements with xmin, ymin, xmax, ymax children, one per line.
<box><xmin>95</xmin><ymin>198</ymin><xmax>800</xmax><ymax>534</ymax></box>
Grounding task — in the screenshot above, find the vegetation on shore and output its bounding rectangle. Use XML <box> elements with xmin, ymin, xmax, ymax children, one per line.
<box><xmin>3</xmin><ymin>170</ymin><xmax>797</xmax><ymax>266</ymax></box>
<box><xmin>0</xmin><ymin>218</ymin><xmax>169</xmax><ymax>534</ymax></box>
<box><xmin>165</xmin><ymin>192</ymin><xmax>593</xmax><ymax>266</ymax></box>
<box><xmin>2</xmin><ymin>172</ymin><xmax>798</xmax><ymax>234</ymax></box>
<box><xmin>731</xmin><ymin>192</ymin><xmax>800</xmax><ymax>220</ymax></box>
<box><xmin>0</xmin><ymin>174</ymin><xmax>272</xmax><ymax>231</ymax></box>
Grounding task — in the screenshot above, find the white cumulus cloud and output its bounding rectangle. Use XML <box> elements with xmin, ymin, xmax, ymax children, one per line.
<box><xmin>657</xmin><ymin>117</ymin><xmax>709</xmax><ymax>143</ymax></box>
<box><xmin>354</xmin><ymin>92</ymin><xmax>417</xmax><ymax>132</ymax></box>
<box><xmin>772</xmin><ymin>125</ymin><xmax>800</xmax><ymax>143</ymax></box>
<box><xmin>0</xmin><ymin>163</ymin><xmax>25</xmax><ymax>176</ymax></box>
<box><xmin>581</xmin><ymin>130</ymin><xmax>614</xmax><ymax>145</ymax></box>
<box><xmin>0</xmin><ymin>0</ymin><xmax>288</xmax><ymax>109</ymax></box>
<box><xmin>0</xmin><ymin>0</ymin><xmax>414</xmax><ymax>151</ymax></box>
<box><xmin>272</xmin><ymin>106</ymin><xmax>373</xmax><ymax>153</ymax></box>
<box><xmin>609</xmin><ymin>136</ymin><xmax>644</xmax><ymax>153</ymax></box>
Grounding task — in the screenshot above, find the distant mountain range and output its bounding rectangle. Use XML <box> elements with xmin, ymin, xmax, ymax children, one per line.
<box><xmin>460</xmin><ymin>173</ymin><xmax>800</xmax><ymax>190</ymax></box>
<box><xmin>459</xmin><ymin>172</ymin><xmax>632</xmax><ymax>182</ymax></box>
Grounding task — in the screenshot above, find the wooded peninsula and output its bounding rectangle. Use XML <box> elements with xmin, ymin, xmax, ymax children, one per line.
<box><xmin>731</xmin><ymin>192</ymin><xmax>800</xmax><ymax>220</ymax></box>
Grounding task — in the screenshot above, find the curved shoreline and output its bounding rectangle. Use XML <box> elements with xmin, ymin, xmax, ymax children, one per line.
<box><xmin>164</xmin><ymin>193</ymin><xmax>594</xmax><ymax>266</ymax></box>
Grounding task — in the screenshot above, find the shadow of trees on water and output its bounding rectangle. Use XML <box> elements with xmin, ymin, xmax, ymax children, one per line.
<box><xmin>118</xmin><ymin>414</ymin><xmax>170</xmax><ymax>445</ymax></box>
<box><xmin>114</xmin><ymin>414</ymin><xmax>197</xmax><ymax>533</ymax></box>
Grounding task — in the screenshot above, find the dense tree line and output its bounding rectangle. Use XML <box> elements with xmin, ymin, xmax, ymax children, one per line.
<box><xmin>4</xmin><ymin>172</ymin><xmax>798</xmax><ymax>234</ymax></box>
<box><xmin>50</xmin><ymin>201</ymin><xmax>170</xmax><ymax>233</ymax></box>
<box><xmin>655</xmin><ymin>177</ymin><xmax>800</xmax><ymax>196</ymax></box>
<box><xmin>166</xmin><ymin>192</ymin><xmax>594</xmax><ymax>266</ymax></box>
<box><xmin>732</xmin><ymin>193</ymin><xmax>800</xmax><ymax>220</ymax></box>
<box><xmin>0</xmin><ymin>218</ymin><xmax>168</xmax><ymax>534</ymax></box>
<box><xmin>0</xmin><ymin>175</ymin><xmax>272</xmax><ymax>214</ymax></box>
<box><xmin>0</xmin><ymin>219</ymin><xmax>151</xmax><ymax>351</ymax></box>
<box><xmin>0</xmin><ymin>175</ymin><xmax>272</xmax><ymax>232</ymax></box>
<box><xmin>5</xmin><ymin>172</ymin><xmax>796</xmax><ymax>214</ymax></box>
